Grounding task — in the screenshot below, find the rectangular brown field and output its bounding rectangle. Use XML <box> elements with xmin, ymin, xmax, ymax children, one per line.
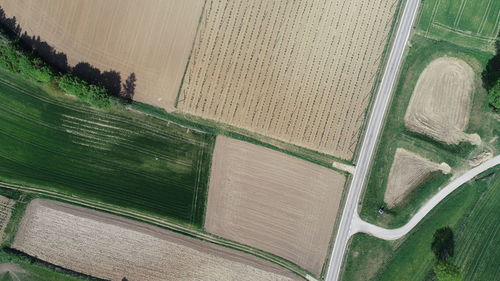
<box><xmin>177</xmin><ymin>0</ymin><xmax>399</xmax><ymax>160</ymax></box>
<box><xmin>13</xmin><ymin>199</ymin><xmax>299</xmax><ymax>281</ymax></box>
<box><xmin>0</xmin><ymin>0</ymin><xmax>204</xmax><ymax>111</ymax></box>
<box><xmin>205</xmin><ymin>136</ymin><xmax>346</xmax><ymax>276</ymax></box>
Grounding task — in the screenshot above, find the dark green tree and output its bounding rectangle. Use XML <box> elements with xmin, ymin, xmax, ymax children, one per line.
<box><xmin>431</xmin><ymin>227</ymin><xmax>455</xmax><ymax>261</ymax></box>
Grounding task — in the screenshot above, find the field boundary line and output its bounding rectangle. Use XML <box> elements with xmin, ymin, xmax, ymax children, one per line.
<box><xmin>174</xmin><ymin>0</ymin><xmax>209</xmax><ymax>109</ymax></box>
<box><xmin>453</xmin><ymin>0</ymin><xmax>468</xmax><ymax>28</ymax></box>
<box><xmin>426</xmin><ymin>0</ymin><xmax>441</xmax><ymax>37</ymax></box>
<box><xmin>477</xmin><ymin>0</ymin><xmax>493</xmax><ymax>35</ymax></box>
<box><xmin>490</xmin><ymin>11</ymin><xmax>500</xmax><ymax>37</ymax></box>
<box><xmin>431</xmin><ymin>21</ymin><xmax>497</xmax><ymax>41</ymax></box>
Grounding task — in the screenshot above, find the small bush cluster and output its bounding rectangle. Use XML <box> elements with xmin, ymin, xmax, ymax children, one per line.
<box><xmin>58</xmin><ymin>74</ymin><xmax>110</xmax><ymax>109</ymax></box>
<box><xmin>487</xmin><ymin>80</ymin><xmax>500</xmax><ymax>109</ymax></box>
<box><xmin>0</xmin><ymin>41</ymin><xmax>52</xmax><ymax>82</ymax></box>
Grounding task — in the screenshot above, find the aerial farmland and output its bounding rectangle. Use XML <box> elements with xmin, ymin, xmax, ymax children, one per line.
<box><xmin>205</xmin><ymin>136</ymin><xmax>346</xmax><ymax>276</ymax></box>
<box><xmin>0</xmin><ymin>0</ymin><xmax>497</xmax><ymax>281</ymax></box>
<box><xmin>0</xmin><ymin>0</ymin><xmax>205</xmax><ymax>110</ymax></box>
<box><xmin>177</xmin><ymin>0</ymin><xmax>400</xmax><ymax>160</ymax></box>
<box><xmin>14</xmin><ymin>199</ymin><xmax>299</xmax><ymax>281</ymax></box>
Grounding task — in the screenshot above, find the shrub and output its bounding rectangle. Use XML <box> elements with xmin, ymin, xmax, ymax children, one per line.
<box><xmin>434</xmin><ymin>262</ymin><xmax>462</xmax><ymax>281</ymax></box>
<box><xmin>58</xmin><ymin>74</ymin><xmax>110</xmax><ymax>109</ymax></box>
<box><xmin>0</xmin><ymin>41</ymin><xmax>52</xmax><ymax>82</ymax></box>
<box><xmin>488</xmin><ymin>80</ymin><xmax>500</xmax><ymax>109</ymax></box>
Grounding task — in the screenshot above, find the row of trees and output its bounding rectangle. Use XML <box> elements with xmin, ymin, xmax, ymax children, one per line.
<box><xmin>0</xmin><ymin>35</ymin><xmax>111</xmax><ymax>109</ymax></box>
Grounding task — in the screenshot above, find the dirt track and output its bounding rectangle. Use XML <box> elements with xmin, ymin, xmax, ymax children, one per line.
<box><xmin>205</xmin><ymin>136</ymin><xmax>346</xmax><ymax>276</ymax></box>
<box><xmin>405</xmin><ymin>57</ymin><xmax>479</xmax><ymax>145</ymax></box>
<box><xmin>384</xmin><ymin>148</ymin><xmax>450</xmax><ymax>208</ymax></box>
<box><xmin>0</xmin><ymin>0</ymin><xmax>204</xmax><ymax>111</ymax></box>
<box><xmin>13</xmin><ymin>199</ymin><xmax>299</xmax><ymax>281</ymax></box>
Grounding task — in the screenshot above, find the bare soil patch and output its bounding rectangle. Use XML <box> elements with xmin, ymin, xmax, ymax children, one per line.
<box><xmin>384</xmin><ymin>148</ymin><xmax>451</xmax><ymax>208</ymax></box>
<box><xmin>177</xmin><ymin>0</ymin><xmax>399</xmax><ymax>160</ymax></box>
<box><xmin>13</xmin><ymin>199</ymin><xmax>298</xmax><ymax>281</ymax></box>
<box><xmin>1</xmin><ymin>0</ymin><xmax>204</xmax><ymax>111</ymax></box>
<box><xmin>405</xmin><ymin>57</ymin><xmax>479</xmax><ymax>145</ymax></box>
<box><xmin>0</xmin><ymin>263</ymin><xmax>26</xmax><ymax>281</ymax></box>
<box><xmin>205</xmin><ymin>136</ymin><xmax>346</xmax><ymax>276</ymax></box>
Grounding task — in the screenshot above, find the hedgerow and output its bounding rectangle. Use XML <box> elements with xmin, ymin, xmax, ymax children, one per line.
<box><xmin>0</xmin><ymin>33</ymin><xmax>111</xmax><ymax>109</ymax></box>
<box><xmin>57</xmin><ymin>74</ymin><xmax>110</xmax><ymax>109</ymax></box>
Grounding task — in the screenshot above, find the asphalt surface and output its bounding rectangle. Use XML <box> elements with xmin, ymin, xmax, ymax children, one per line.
<box><xmin>324</xmin><ymin>0</ymin><xmax>421</xmax><ymax>280</ymax></box>
<box><xmin>351</xmin><ymin>155</ymin><xmax>500</xmax><ymax>240</ymax></box>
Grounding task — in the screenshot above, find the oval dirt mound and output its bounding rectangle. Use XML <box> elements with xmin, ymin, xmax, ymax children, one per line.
<box><xmin>404</xmin><ymin>57</ymin><xmax>479</xmax><ymax>145</ymax></box>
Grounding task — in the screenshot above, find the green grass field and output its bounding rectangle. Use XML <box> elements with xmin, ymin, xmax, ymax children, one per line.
<box><xmin>451</xmin><ymin>169</ymin><xmax>500</xmax><ymax>281</ymax></box>
<box><xmin>0</xmin><ymin>69</ymin><xmax>214</xmax><ymax>228</ymax></box>
<box><xmin>342</xmin><ymin>168</ymin><xmax>499</xmax><ymax>281</ymax></box>
<box><xmin>359</xmin><ymin>34</ymin><xmax>499</xmax><ymax>228</ymax></box>
<box><xmin>416</xmin><ymin>0</ymin><xmax>500</xmax><ymax>52</ymax></box>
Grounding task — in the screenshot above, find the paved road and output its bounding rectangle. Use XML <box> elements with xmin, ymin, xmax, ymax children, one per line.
<box><xmin>351</xmin><ymin>155</ymin><xmax>500</xmax><ymax>240</ymax></box>
<box><xmin>325</xmin><ymin>0</ymin><xmax>420</xmax><ymax>280</ymax></box>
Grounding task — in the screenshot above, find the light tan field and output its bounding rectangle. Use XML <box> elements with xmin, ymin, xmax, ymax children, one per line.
<box><xmin>13</xmin><ymin>199</ymin><xmax>299</xmax><ymax>281</ymax></box>
<box><xmin>405</xmin><ymin>57</ymin><xmax>480</xmax><ymax>145</ymax></box>
<box><xmin>384</xmin><ymin>148</ymin><xmax>451</xmax><ymax>208</ymax></box>
<box><xmin>0</xmin><ymin>195</ymin><xmax>14</xmax><ymax>242</ymax></box>
<box><xmin>0</xmin><ymin>0</ymin><xmax>204</xmax><ymax>111</ymax></box>
<box><xmin>177</xmin><ymin>0</ymin><xmax>399</xmax><ymax>160</ymax></box>
<box><xmin>205</xmin><ymin>136</ymin><xmax>346</xmax><ymax>276</ymax></box>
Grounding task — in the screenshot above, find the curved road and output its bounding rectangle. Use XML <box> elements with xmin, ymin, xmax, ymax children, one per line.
<box><xmin>352</xmin><ymin>155</ymin><xmax>500</xmax><ymax>240</ymax></box>
<box><xmin>325</xmin><ymin>0</ymin><xmax>420</xmax><ymax>280</ymax></box>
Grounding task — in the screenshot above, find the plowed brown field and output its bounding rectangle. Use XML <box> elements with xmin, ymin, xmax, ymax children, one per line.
<box><xmin>13</xmin><ymin>199</ymin><xmax>298</xmax><ymax>281</ymax></box>
<box><xmin>0</xmin><ymin>0</ymin><xmax>204</xmax><ymax>111</ymax></box>
<box><xmin>205</xmin><ymin>136</ymin><xmax>346</xmax><ymax>276</ymax></box>
<box><xmin>177</xmin><ymin>0</ymin><xmax>400</xmax><ymax>160</ymax></box>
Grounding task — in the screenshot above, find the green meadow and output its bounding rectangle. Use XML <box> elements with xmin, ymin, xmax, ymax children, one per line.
<box><xmin>0</xmin><ymin>69</ymin><xmax>214</xmax><ymax>228</ymax></box>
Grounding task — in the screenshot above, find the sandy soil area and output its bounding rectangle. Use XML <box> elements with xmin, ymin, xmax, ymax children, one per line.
<box><xmin>384</xmin><ymin>148</ymin><xmax>451</xmax><ymax>208</ymax></box>
<box><xmin>13</xmin><ymin>199</ymin><xmax>299</xmax><ymax>281</ymax></box>
<box><xmin>405</xmin><ymin>57</ymin><xmax>480</xmax><ymax>145</ymax></box>
<box><xmin>0</xmin><ymin>0</ymin><xmax>204</xmax><ymax>111</ymax></box>
<box><xmin>177</xmin><ymin>0</ymin><xmax>399</xmax><ymax>160</ymax></box>
<box><xmin>205</xmin><ymin>136</ymin><xmax>346</xmax><ymax>276</ymax></box>
<box><xmin>0</xmin><ymin>263</ymin><xmax>26</xmax><ymax>281</ymax></box>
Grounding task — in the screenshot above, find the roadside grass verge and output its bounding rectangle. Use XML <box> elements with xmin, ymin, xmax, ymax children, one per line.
<box><xmin>0</xmin><ymin>68</ymin><xmax>214</xmax><ymax>228</ymax></box>
<box><xmin>359</xmin><ymin>34</ymin><xmax>499</xmax><ymax>228</ymax></box>
<box><xmin>341</xmin><ymin>167</ymin><xmax>499</xmax><ymax>281</ymax></box>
